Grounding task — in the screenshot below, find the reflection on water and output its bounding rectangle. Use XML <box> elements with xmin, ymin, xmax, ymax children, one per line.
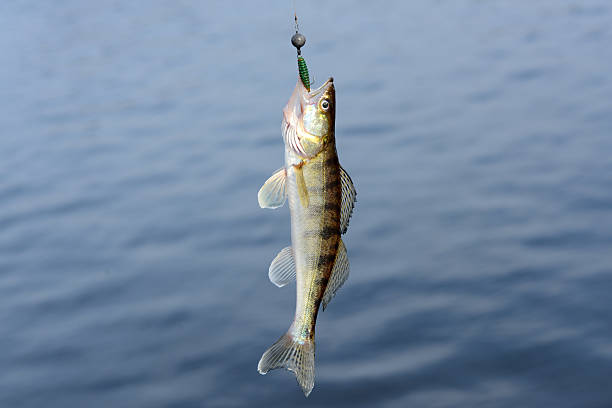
<box><xmin>1</xmin><ymin>1</ymin><xmax>611</xmax><ymax>407</ymax></box>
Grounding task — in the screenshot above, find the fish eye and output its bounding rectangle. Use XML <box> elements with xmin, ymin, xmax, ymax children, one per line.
<box><xmin>320</xmin><ymin>99</ymin><xmax>330</xmax><ymax>112</ymax></box>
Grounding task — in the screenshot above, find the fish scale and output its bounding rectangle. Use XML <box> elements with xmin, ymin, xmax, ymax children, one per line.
<box><xmin>289</xmin><ymin>142</ymin><xmax>341</xmax><ymax>339</ymax></box>
<box><xmin>257</xmin><ymin>74</ymin><xmax>356</xmax><ymax>397</ymax></box>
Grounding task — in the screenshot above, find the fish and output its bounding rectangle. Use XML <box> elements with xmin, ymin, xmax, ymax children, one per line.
<box><xmin>256</xmin><ymin>76</ymin><xmax>356</xmax><ymax>396</ymax></box>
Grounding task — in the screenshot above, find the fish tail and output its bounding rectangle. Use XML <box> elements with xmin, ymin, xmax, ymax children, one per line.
<box><xmin>257</xmin><ymin>332</ymin><xmax>315</xmax><ymax>397</ymax></box>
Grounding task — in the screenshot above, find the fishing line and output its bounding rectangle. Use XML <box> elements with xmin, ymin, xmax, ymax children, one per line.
<box><xmin>293</xmin><ymin>0</ymin><xmax>299</xmax><ymax>33</ymax></box>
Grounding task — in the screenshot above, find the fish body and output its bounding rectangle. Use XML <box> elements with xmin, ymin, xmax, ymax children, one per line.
<box><xmin>257</xmin><ymin>77</ymin><xmax>356</xmax><ymax>396</ymax></box>
<box><xmin>287</xmin><ymin>138</ymin><xmax>341</xmax><ymax>335</ymax></box>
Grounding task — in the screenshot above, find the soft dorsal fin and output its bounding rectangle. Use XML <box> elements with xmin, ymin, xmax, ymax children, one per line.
<box><xmin>322</xmin><ymin>239</ymin><xmax>350</xmax><ymax>310</ymax></box>
<box><xmin>268</xmin><ymin>246</ymin><xmax>296</xmax><ymax>287</ymax></box>
<box><xmin>258</xmin><ymin>168</ymin><xmax>287</xmax><ymax>209</ymax></box>
<box><xmin>340</xmin><ymin>166</ymin><xmax>356</xmax><ymax>234</ymax></box>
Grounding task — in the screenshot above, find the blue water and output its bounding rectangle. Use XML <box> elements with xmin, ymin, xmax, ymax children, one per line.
<box><xmin>1</xmin><ymin>1</ymin><xmax>612</xmax><ymax>406</ymax></box>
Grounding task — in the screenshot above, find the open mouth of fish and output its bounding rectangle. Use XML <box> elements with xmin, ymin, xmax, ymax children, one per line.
<box><xmin>308</xmin><ymin>77</ymin><xmax>334</xmax><ymax>96</ymax></box>
<box><xmin>285</xmin><ymin>77</ymin><xmax>334</xmax><ymax>118</ymax></box>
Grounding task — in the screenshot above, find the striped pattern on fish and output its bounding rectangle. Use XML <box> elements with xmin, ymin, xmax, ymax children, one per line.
<box><xmin>257</xmin><ymin>77</ymin><xmax>356</xmax><ymax>396</ymax></box>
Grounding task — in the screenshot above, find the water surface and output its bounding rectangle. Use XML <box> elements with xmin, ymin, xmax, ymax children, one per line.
<box><xmin>1</xmin><ymin>1</ymin><xmax>612</xmax><ymax>407</ymax></box>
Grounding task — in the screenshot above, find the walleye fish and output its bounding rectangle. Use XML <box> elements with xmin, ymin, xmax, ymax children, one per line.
<box><xmin>257</xmin><ymin>76</ymin><xmax>356</xmax><ymax>396</ymax></box>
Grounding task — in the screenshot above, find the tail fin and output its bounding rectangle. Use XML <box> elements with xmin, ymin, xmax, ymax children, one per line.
<box><xmin>257</xmin><ymin>332</ymin><xmax>315</xmax><ymax>397</ymax></box>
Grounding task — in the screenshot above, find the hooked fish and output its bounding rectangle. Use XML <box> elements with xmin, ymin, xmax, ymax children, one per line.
<box><xmin>256</xmin><ymin>74</ymin><xmax>356</xmax><ymax>396</ymax></box>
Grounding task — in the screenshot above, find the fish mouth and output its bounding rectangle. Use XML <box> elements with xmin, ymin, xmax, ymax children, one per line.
<box><xmin>284</xmin><ymin>77</ymin><xmax>334</xmax><ymax>122</ymax></box>
<box><xmin>306</xmin><ymin>77</ymin><xmax>334</xmax><ymax>99</ymax></box>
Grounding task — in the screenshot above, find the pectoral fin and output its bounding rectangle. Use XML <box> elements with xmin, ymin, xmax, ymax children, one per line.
<box><xmin>258</xmin><ymin>168</ymin><xmax>287</xmax><ymax>209</ymax></box>
<box><xmin>268</xmin><ymin>246</ymin><xmax>296</xmax><ymax>287</ymax></box>
<box><xmin>340</xmin><ymin>166</ymin><xmax>356</xmax><ymax>234</ymax></box>
<box><xmin>295</xmin><ymin>165</ymin><xmax>309</xmax><ymax>208</ymax></box>
<box><xmin>322</xmin><ymin>239</ymin><xmax>350</xmax><ymax>310</ymax></box>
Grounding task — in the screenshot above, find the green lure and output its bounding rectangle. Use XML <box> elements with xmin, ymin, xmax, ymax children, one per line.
<box><xmin>297</xmin><ymin>56</ymin><xmax>310</xmax><ymax>91</ymax></box>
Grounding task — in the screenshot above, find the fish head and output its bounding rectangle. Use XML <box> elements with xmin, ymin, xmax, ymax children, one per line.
<box><xmin>283</xmin><ymin>77</ymin><xmax>335</xmax><ymax>159</ymax></box>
